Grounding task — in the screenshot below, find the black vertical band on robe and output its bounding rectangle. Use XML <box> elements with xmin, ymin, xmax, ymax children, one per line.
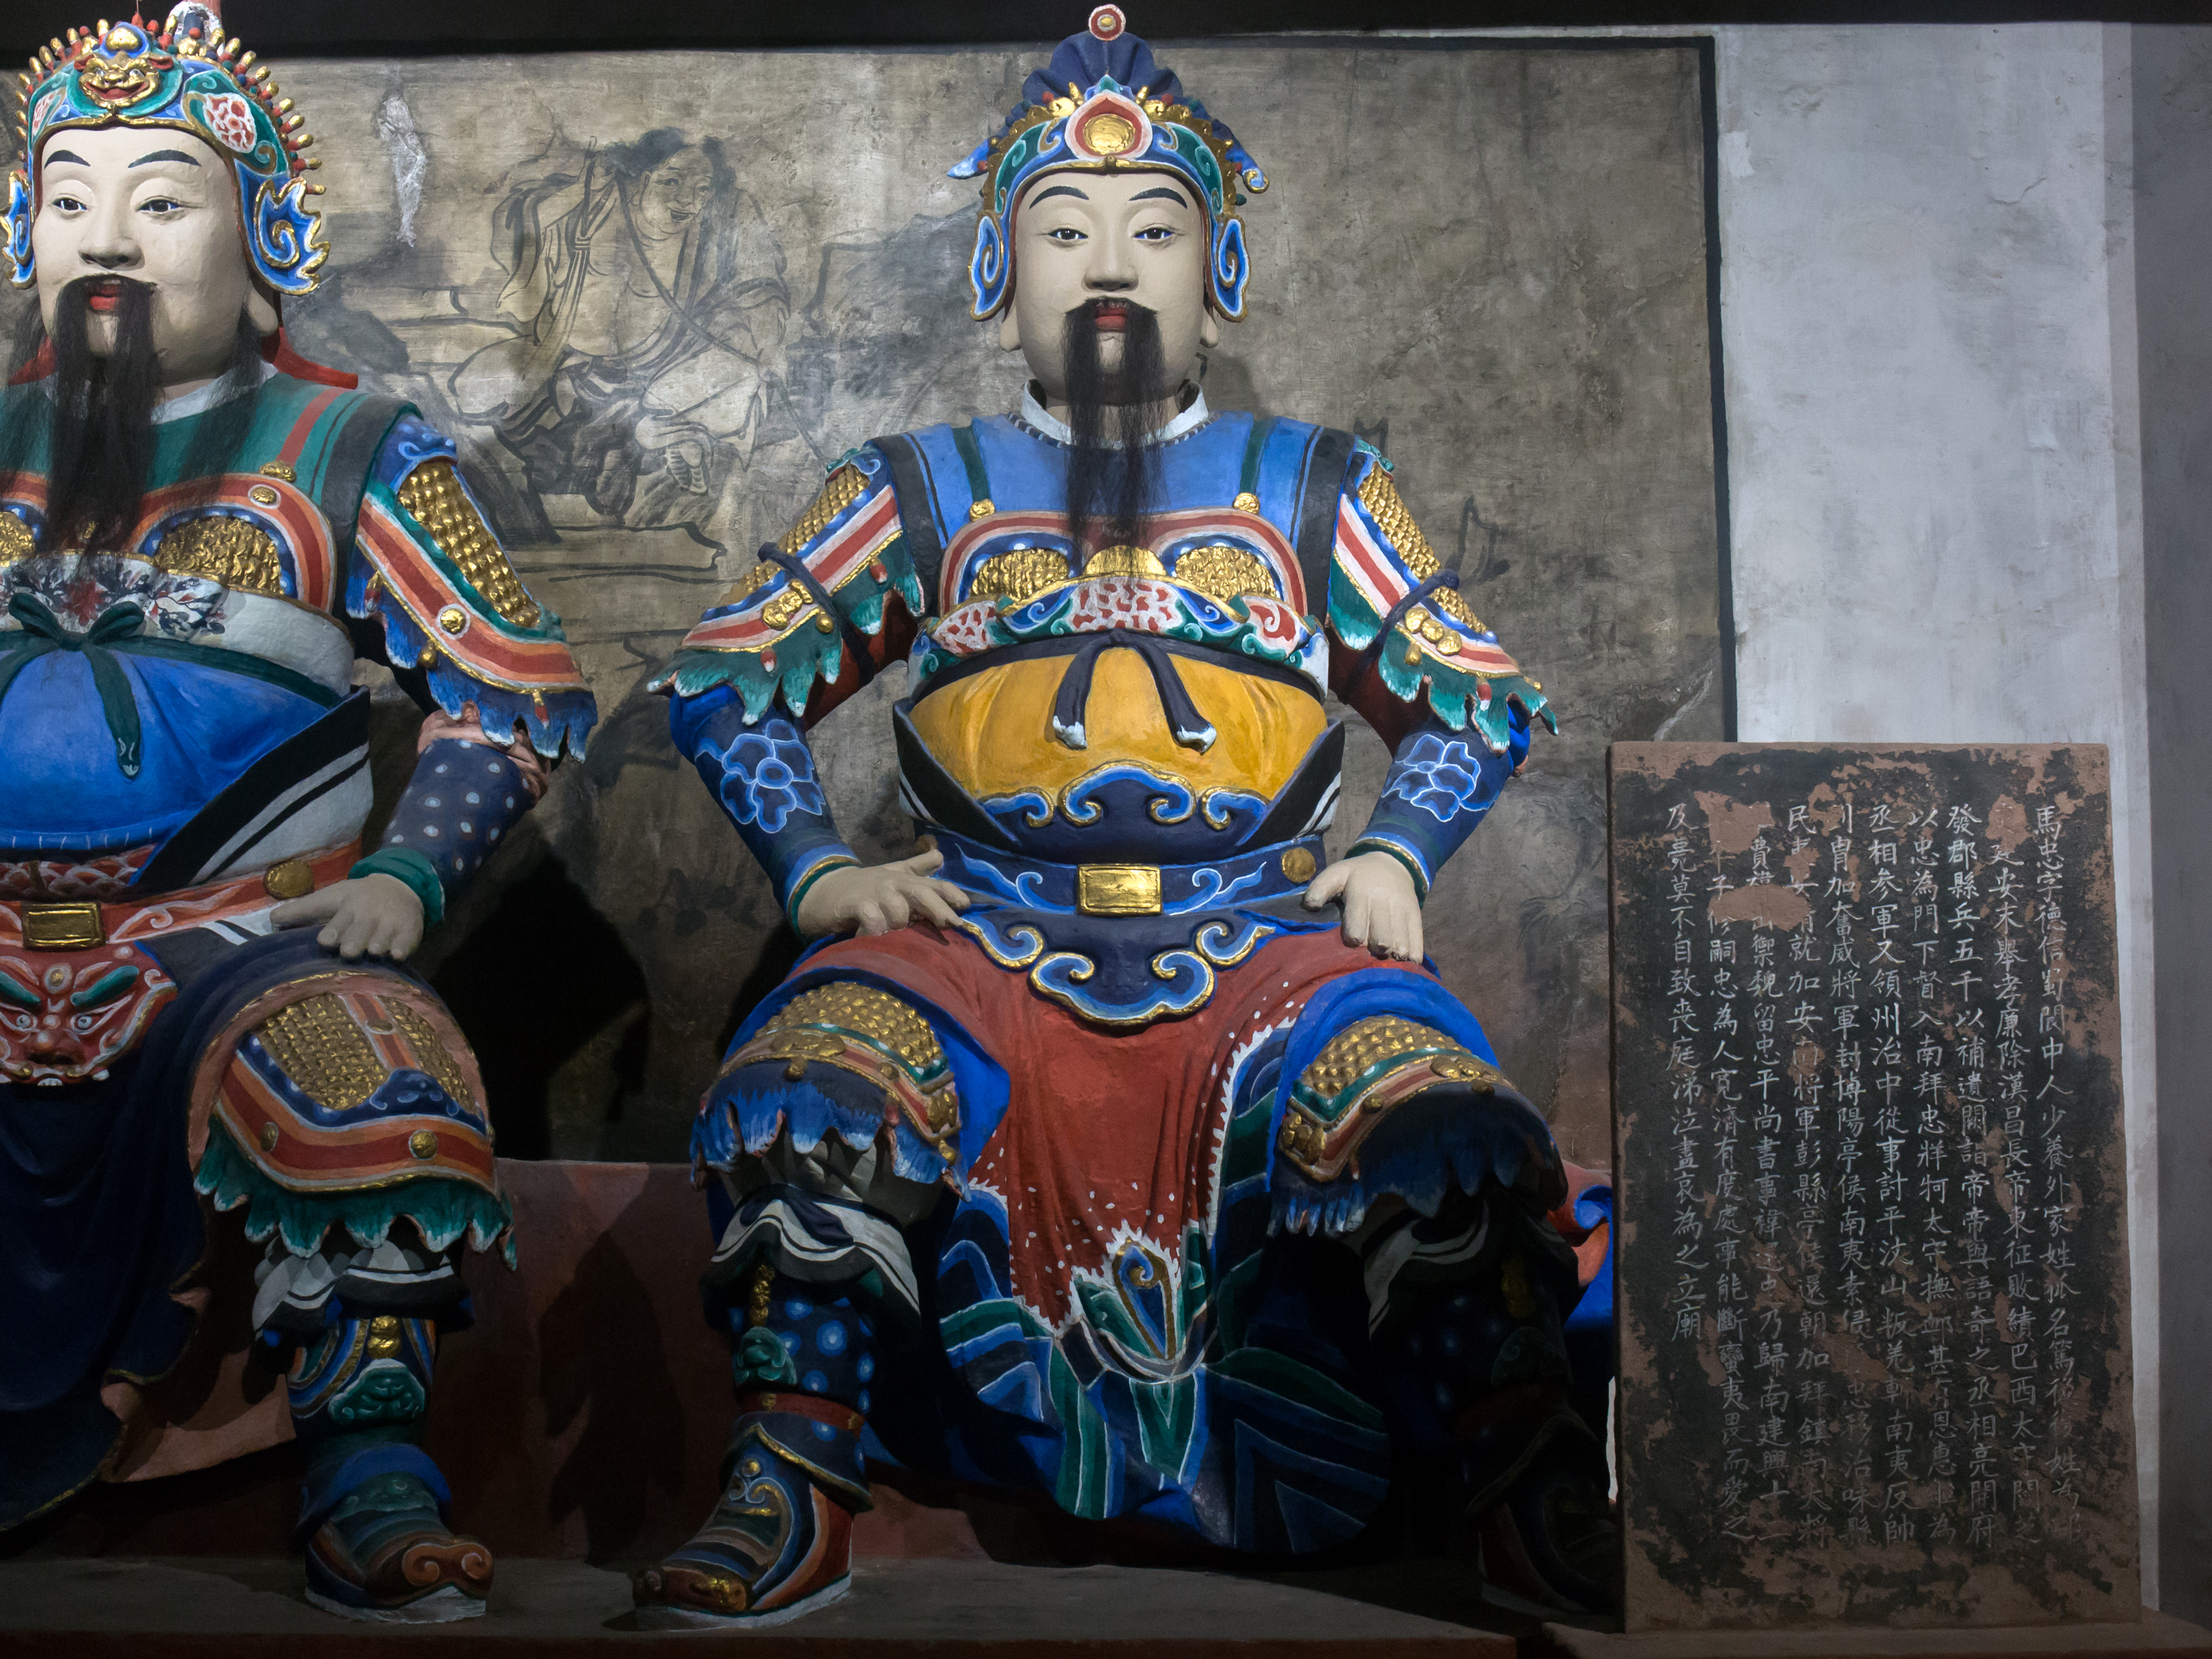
<box><xmin>1291</xmin><ymin>426</ymin><xmax>1356</xmax><ymax>621</ymax></box>
<box><xmin>866</xmin><ymin>433</ymin><xmax>946</xmax><ymax>605</ymax></box>
<box><xmin>1049</xmin><ymin>628</ymin><xmax>1215</xmax><ymax>752</ymax></box>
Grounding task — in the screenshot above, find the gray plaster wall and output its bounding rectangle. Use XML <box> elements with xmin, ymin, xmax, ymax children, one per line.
<box><xmin>1706</xmin><ymin>20</ymin><xmax>2168</xmax><ymax>1604</ymax></box>
<box><xmin>2130</xmin><ymin>24</ymin><xmax>2212</xmax><ymax>1628</ymax></box>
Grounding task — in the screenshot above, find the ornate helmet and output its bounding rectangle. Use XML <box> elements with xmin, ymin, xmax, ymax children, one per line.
<box><xmin>5</xmin><ymin>2</ymin><xmax>325</xmax><ymax>295</ymax></box>
<box><xmin>950</xmin><ymin>5</ymin><xmax>1267</xmax><ymax>323</ymax></box>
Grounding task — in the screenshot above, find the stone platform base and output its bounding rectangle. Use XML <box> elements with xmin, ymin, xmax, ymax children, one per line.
<box><xmin>1530</xmin><ymin>1613</ymin><xmax>2212</xmax><ymax>1659</ymax></box>
<box><xmin>0</xmin><ymin>1555</ymin><xmax>1511</xmax><ymax>1656</ymax></box>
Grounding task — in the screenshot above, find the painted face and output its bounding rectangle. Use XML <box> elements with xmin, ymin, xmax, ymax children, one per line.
<box><xmin>636</xmin><ymin>149</ymin><xmax>714</xmax><ymax>240</ymax></box>
<box><xmin>31</xmin><ymin>123</ymin><xmax>260</xmax><ymax>386</ymax></box>
<box><xmin>1001</xmin><ymin>168</ymin><xmax>1219</xmax><ymax>407</ymax></box>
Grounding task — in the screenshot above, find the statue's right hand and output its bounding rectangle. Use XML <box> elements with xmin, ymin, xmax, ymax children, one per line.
<box><xmin>794</xmin><ymin>850</ymin><xmax>971</xmax><ymax>939</ymax></box>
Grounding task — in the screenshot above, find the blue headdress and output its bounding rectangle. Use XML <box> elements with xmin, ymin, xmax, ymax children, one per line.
<box><xmin>7</xmin><ymin>3</ymin><xmax>325</xmax><ymax>295</ymax></box>
<box><xmin>949</xmin><ymin>5</ymin><xmax>1267</xmax><ymax>323</ymax></box>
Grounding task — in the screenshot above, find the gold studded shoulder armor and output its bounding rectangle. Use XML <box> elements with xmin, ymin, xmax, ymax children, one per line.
<box><xmin>395</xmin><ymin>460</ymin><xmax>543</xmax><ymax>628</ymax></box>
<box><xmin>1277</xmin><ymin>1014</ymin><xmax>1524</xmax><ymax>1185</ymax></box>
<box><xmin>778</xmin><ymin>463</ymin><xmax>873</xmax><ymax>558</ymax></box>
<box><xmin>718</xmin><ymin>981</ymin><xmax>963</xmax><ymax>1174</ymax></box>
<box><xmin>195</xmin><ymin>974</ymin><xmax>503</xmax><ymax>1214</ymax></box>
<box><xmin>351</xmin><ymin>420</ymin><xmax>594</xmax><ymax>757</ymax></box>
<box><xmin>1327</xmin><ymin>449</ymin><xmax>1554</xmax><ymax>749</ymax></box>
<box><xmin>1353</xmin><ymin>467</ymin><xmax>1483</xmax><ymax>630</ymax></box>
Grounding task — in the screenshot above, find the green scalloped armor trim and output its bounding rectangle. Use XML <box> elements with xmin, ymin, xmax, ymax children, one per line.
<box><xmin>194</xmin><ymin>1126</ymin><xmax>517</xmax><ymax>1265</ymax></box>
<box><xmin>1325</xmin><ymin>578</ymin><xmax>1556</xmax><ymax>750</ymax></box>
<box><xmin>652</xmin><ymin>534</ymin><xmax>926</xmax><ymax>722</ymax></box>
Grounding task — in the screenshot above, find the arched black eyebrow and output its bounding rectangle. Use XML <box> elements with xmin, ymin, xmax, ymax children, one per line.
<box><xmin>129</xmin><ymin>149</ymin><xmax>202</xmax><ymax>168</ymax></box>
<box><xmin>1131</xmin><ymin>184</ymin><xmax>1191</xmax><ymax>207</ymax></box>
<box><xmin>43</xmin><ymin>149</ymin><xmax>90</xmax><ymax>167</ymax></box>
<box><xmin>1029</xmin><ymin>183</ymin><xmax>1089</xmax><ymax>204</ymax></box>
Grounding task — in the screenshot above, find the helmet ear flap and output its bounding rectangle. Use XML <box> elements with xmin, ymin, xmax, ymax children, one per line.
<box><xmin>1209</xmin><ymin>215</ymin><xmax>1248</xmax><ymax>321</ymax></box>
<box><xmin>968</xmin><ymin>211</ymin><xmax>1010</xmax><ymax>321</ymax></box>
<box><xmin>5</xmin><ymin>171</ymin><xmax>34</xmax><ymax>289</ymax></box>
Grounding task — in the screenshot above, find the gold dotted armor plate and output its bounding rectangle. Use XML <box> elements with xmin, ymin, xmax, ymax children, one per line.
<box><xmin>395</xmin><ymin>460</ymin><xmax>542</xmax><ymax>627</ymax></box>
<box><xmin>251</xmin><ymin>993</ymin><xmax>476</xmax><ymax>1114</ymax></box>
<box><xmin>969</xmin><ymin>546</ymin><xmax>1073</xmax><ymax>605</ymax></box>
<box><xmin>1298</xmin><ymin>1014</ymin><xmax>1499</xmax><ymax>1104</ymax></box>
<box><xmin>252</xmin><ymin>995</ymin><xmax>387</xmax><ymax>1112</ymax></box>
<box><xmin>0</xmin><ymin>510</ymin><xmax>32</xmax><ymax>567</ymax></box>
<box><xmin>1173</xmin><ymin>544</ymin><xmax>1279</xmax><ymax>603</ymax></box>
<box><xmin>155</xmin><ymin>514</ymin><xmax>285</xmax><ymax>594</ymax></box>
<box><xmin>762</xmin><ymin>983</ymin><xmax>944</xmax><ymax>1074</ymax></box>
<box><xmin>777</xmin><ymin>464</ymin><xmax>870</xmax><ymax>556</ymax></box>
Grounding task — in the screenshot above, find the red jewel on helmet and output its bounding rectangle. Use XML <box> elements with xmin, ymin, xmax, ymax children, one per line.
<box><xmin>1089</xmin><ymin>5</ymin><xmax>1126</xmax><ymax>40</ymax></box>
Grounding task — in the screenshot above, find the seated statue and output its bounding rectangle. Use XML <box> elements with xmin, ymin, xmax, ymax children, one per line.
<box><xmin>638</xmin><ymin>6</ymin><xmax>1613</xmax><ymax>1624</ymax></box>
<box><xmin>0</xmin><ymin>5</ymin><xmax>595</xmax><ymax>1620</ymax></box>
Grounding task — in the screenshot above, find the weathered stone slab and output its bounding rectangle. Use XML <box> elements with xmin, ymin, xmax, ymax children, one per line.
<box><xmin>1608</xmin><ymin>744</ymin><xmax>2138</xmax><ymax>1628</ymax></box>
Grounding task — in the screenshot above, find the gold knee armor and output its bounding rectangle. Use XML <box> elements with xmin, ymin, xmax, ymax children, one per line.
<box><xmin>1277</xmin><ymin>1015</ymin><xmax>1509</xmax><ymax>1184</ymax></box>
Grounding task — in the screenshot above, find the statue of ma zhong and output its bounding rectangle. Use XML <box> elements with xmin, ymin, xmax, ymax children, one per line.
<box><xmin>0</xmin><ymin>3</ymin><xmax>596</xmax><ymax>1620</ymax></box>
<box><xmin>642</xmin><ymin>7</ymin><xmax>1616</xmax><ymax>1624</ymax></box>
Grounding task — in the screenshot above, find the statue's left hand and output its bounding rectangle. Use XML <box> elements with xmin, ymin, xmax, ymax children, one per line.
<box><xmin>1302</xmin><ymin>852</ymin><xmax>1423</xmax><ymax>963</ymax></box>
<box><xmin>271</xmin><ymin>874</ymin><xmax>427</xmax><ymax>961</ymax></box>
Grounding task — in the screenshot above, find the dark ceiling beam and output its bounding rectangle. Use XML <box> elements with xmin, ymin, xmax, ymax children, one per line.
<box><xmin>2</xmin><ymin>0</ymin><xmax>2203</xmax><ymax>59</ymax></box>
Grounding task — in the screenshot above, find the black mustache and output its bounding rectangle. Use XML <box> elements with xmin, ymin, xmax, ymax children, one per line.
<box><xmin>1069</xmin><ymin>297</ymin><xmax>1154</xmax><ymax>324</ymax></box>
<box><xmin>66</xmin><ymin>273</ymin><xmax>157</xmax><ymax>305</ymax></box>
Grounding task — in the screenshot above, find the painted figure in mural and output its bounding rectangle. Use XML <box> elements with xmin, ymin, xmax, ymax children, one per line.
<box><xmin>452</xmin><ymin>129</ymin><xmax>790</xmax><ymax>539</ymax></box>
<box><xmin>0</xmin><ymin>4</ymin><xmax>595</xmax><ymax>1620</ymax></box>
<box><xmin>641</xmin><ymin>7</ymin><xmax>1616</xmax><ymax>1624</ymax></box>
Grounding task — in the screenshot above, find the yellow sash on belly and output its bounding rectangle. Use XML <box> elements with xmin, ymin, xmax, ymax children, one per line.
<box><xmin>908</xmin><ymin>648</ymin><xmax>1327</xmax><ymax>804</ymax></box>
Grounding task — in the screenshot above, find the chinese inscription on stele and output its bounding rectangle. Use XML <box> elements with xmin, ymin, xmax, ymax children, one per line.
<box><xmin>1609</xmin><ymin>744</ymin><xmax>2138</xmax><ymax>1628</ymax></box>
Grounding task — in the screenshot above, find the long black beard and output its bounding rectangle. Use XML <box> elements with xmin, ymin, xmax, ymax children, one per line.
<box><xmin>1061</xmin><ymin>298</ymin><xmax>1172</xmax><ymax>556</ymax></box>
<box><xmin>17</xmin><ymin>278</ymin><xmax>263</xmax><ymax>553</ymax></box>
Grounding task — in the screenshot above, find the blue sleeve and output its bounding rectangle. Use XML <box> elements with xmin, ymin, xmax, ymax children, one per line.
<box><xmin>671</xmin><ymin>683</ymin><xmax>857</xmax><ymax>924</ymax></box>
<box><xmin>372</xmin><ymin>738</ymin><xmax>536</xmax><ymax>910</ymax></box>
<box><xmin>1347</xmin><ymin>703</ymin><xmax>1531</xmax><ymax>900</ymax></box>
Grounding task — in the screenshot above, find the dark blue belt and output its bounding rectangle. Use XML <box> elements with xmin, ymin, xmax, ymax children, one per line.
<box><xmin>933</xmin><ymin>830</ymin><xmax>1325</xmax><ymax>918</ymax></box>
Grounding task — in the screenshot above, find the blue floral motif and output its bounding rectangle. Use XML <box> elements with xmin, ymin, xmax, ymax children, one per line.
<box><xmin>1379</xmin><ymin>733</ymin><xmax>1493</xmax><ymax>823</ymax></box>
<box><xmin>712</xmin><ymin>719</ymin><xmax>825</xmax><ymax>835</ymax></box>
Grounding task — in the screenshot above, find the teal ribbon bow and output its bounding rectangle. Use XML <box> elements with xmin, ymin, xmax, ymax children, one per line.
<box><xmin>0</xmin><ymin>592</ymin><xmax>150</xmax><ymax>777</ymax></box>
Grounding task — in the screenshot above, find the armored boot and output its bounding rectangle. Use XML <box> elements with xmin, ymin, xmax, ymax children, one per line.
<box><xmin>285</xmin><ymin>1308</ymin><xmax>492</xmax><ymax>1621</ymax></box>
<box><xmin>633</xmin><ymin>1266</ymin><xmax>875</xmax><ymax>1627</ymax></box>
<box><xmin>1376</xmin><ymin>1206</ymin><xmax>1619</xmax><ymax>1615</ymax></box>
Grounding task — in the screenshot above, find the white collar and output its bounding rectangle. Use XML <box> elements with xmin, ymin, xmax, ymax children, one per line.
<box><xmin>1018</xmin><ymin>381</ymin><xmax>1211</xmax><ymax>447</ymax></box>
<box><xmin>149</xmin><ymin>357</ymin><xmax>276</xmax><ymax>424</ymax></box>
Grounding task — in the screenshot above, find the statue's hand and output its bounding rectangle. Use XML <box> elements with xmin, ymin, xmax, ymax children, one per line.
<box><xmin>1302</xmin><ymin>853</ymin><xmax>1424</xmax><ymax>963</ymax></box>
<box><xmin>795</xmin><ymin>850</ymin><xmax>971</xmax><ymax>939</ymax></box>
<box><xmin>271</xmin><ymin>874</ymin><xmax>427</xmax><ymax>961</ymax></box>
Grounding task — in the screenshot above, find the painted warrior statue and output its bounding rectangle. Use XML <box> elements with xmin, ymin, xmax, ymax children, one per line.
<box><xmin>642</xmin><ymin>7</ymin><xmax>1615</xmax><ymax>1623</ymax></box>
<box><xmin>0</xmin><ymin>5</ymin><xmax>594</xmax><ymax>1620</ymax></box>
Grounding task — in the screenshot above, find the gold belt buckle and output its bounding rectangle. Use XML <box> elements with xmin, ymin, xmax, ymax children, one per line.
<box><xmin>1077</xmin><ymin>865</ymin><xmax>1162</xmax><ymax>916</ymax></box>
<box><xmin>24</xmin><ymin>901</ymin><xmax>105</xmax><ymax>950</ymax></box>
